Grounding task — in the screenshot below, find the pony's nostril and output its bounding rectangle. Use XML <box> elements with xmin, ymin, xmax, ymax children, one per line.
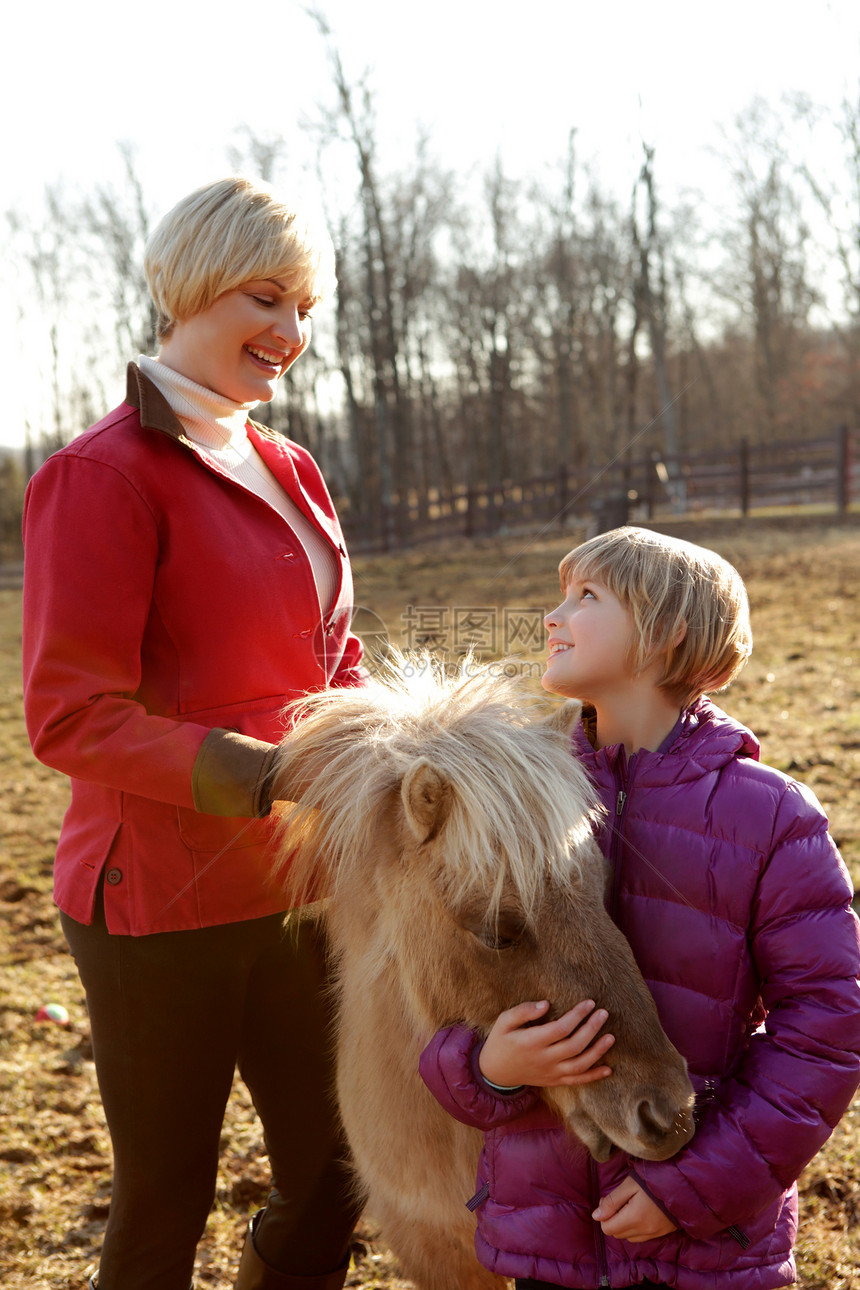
<box><xmin>637</xmin><ymin>1094</ymin><xmax>675</xmax><ymax>1138</ymax></box>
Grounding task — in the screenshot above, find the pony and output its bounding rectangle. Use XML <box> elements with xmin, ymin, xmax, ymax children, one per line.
<box><xmin>273</xmin><ymin>657</ymin><xmax>694</xmax><ymax>1290</ymax></box>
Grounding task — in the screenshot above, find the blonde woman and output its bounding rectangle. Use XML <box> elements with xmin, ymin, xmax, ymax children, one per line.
<box><xmin>23</xmin><ymin>177</ymin><xmax>365</xmax><ymax>1290</ymax></box>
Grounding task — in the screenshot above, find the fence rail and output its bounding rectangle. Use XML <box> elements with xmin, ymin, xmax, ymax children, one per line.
<box><xmin>339</xmin><ymin>425</ymin><xmax>857</xmax><ymax>552</ymax></box>
<box><xmin>1</xmin><ymin>426</ymin><xmax>856</xmax><ymax>568</ymax></box>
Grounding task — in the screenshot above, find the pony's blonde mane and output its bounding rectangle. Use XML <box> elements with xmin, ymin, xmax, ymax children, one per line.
<box><xmin>273</xmin><ymin>656</ymin><xmax>599</xmax><ymax>919</ymax></box>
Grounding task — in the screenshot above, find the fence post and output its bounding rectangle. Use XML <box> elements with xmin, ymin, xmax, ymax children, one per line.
<box><xmin>556</xmin><ymin>463</ymin><xmax>568</xmax><ymax>528</ymax></box>
<box><xmin>739</xmin><ymin>439</ymin><xmax>750</xmax><ymax>516</ymax></box>
<box><xmin>465</xmin><ymin>485</ymin><xmax>476</xmax><ymax>539</ymax></box>
<box><xmin>836</xmin><ymin>423</ymin><xmax>849</xmax><ymax>515</ymax></box>
<box><xmin>645</xmin><ymin>454</ymin><xmax>656</xmax><ymax>519</ymax></box>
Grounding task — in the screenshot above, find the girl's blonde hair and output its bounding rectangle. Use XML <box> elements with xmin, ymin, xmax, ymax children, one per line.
<box><xmin>144</xmin><ymin>176</ymin><xmax>337</xmax><ymax>340</ymax></box>
<box><xmin>559</xmin><ymin>526</ymin><xmax>753</xmax><ymax>705</ymax></box>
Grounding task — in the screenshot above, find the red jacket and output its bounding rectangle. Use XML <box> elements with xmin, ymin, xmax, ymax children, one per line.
<box><xmin>23</xmin><ymin>365</ymin><xmax>366</xmax><ymax>935</ymax></box>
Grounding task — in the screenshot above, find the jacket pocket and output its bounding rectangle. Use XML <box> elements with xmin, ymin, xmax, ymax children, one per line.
<box><xmin>176</xmin><ymin>807</ymin><xmax>274</xmax><ymax>853</ymax></box>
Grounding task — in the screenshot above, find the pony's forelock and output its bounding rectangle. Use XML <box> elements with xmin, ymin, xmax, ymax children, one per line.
<box><xmin>273</xmin><ymin>654</ymin><xmax>600</xmax><ymax>921</ymax></box>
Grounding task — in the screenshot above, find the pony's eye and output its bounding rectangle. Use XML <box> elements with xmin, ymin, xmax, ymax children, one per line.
<box><xmin>472</xmin><ymin>928</ymin><xmax>520</xmax><ymax>951</ymax></box>
<box><xmin>461</xmin><ymin>908</ymin><xmax>528</xmax><ymax>951</ymax></box>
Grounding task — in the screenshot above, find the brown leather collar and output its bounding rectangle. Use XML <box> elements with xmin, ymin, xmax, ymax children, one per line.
<box><xmin>124</xmin><ymin>361</ymin><xmax>282</xmax><ymax>448</ymax></box>
<box><xmin>124</xmin><ymin>362</ymin><xmax>189</xmax><ymax>441</ymax></box>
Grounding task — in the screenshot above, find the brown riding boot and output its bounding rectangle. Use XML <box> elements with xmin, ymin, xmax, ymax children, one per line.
<box><xmin>233</xmin><ymin>1212</ymin><xmax>350</xmax><ymax>1290</ymax></box>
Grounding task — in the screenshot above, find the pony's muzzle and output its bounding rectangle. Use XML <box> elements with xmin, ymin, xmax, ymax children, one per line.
<box><xmin>633</xmin><ymin>1093</ymin><xmax>696</xmax><ymax>1160</ymax></box>
<box><xmin>555</xmin><ymin>1081</ymin><xmax>696</xmax><ymax>1163</ymax></box>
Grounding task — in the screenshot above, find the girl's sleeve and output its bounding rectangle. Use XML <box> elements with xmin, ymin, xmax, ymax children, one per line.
<box><xmin>419</xmin><ymin>1025</ymin><xmax>539</xmax><ymax>1130</ymax></box>
<box><xmin>634</xmin><ymin>780</ymin><xmax>860</xmax><ymax>1239</ymax></box>
<box><xmin>22</xmin><ymin>453</ymin><xmax>208</xmax><ymax>808</ymax></box>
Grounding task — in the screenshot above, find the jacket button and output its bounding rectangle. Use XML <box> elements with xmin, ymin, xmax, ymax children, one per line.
<box><xmin>105</xmin><ymin>868</ymin><xmax>123</xmax><ymax>885</ymax></box>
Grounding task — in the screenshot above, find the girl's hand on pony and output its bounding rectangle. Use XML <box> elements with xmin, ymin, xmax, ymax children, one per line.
<box><xmin>479</xmin><ymin>998</ymin><xmax>615</xmax><ymax>1089</ymax></box>
<box><xmin>592</xmin><ymin>1176</ymin><xmax>677</xmax><ymax>1242</ymax></box>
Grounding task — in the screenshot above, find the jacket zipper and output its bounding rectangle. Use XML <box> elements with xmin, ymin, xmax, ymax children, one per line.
<box><xmin>588</xmin><ymin>1156</ymin><xmax>610</xmax><ymax>1286</ymax></box>
<box><xmin>466</xmin><ymin>1181</ymin><xmax>489</xmax><ymax>1212</ymax></box>
<box><xmin>608</xmin><ymin>748</ymin><xmax>635</xmax><ymax>919</ymax></box>
<box><xmin>592</xmin><ymin>750</ymin><xmax>632</xmax><ymax>1288</ymax></box>
<box><xmin>603</xmin><ymin>748</ymin><xmax>748</xmax><ymax>1271</ymax></box>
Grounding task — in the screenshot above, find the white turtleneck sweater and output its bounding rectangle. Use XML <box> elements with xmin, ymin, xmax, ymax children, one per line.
<box><xmin>138</xmin><ymin>355</ymin><xmax>338</xmax><ymax>614</ymax></box>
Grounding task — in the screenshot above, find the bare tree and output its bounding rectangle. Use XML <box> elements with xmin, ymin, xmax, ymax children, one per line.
<box><xmin>305</xmin><ymin>5</ymin><xmax>414</xmax><ymax>536</ymax></box>
<box><xmin>80</xmin><ymin>142</ymin><xmax>158</xmax><ymax>362</ymax></box>
<box><xmin>6</xmin><ymin>184</ymin><xmax>80</xmax><ymax>458</ymax></box>
<box><xmin>386</xmin><ymin>139</ymin><xmax>457</xmax><ymax>512</ymax></box>
<box><xmin>790</xmin><ymin>89</ymin><xmax>860</xmax><ymax>423</ymax></box>
<box><xmin>632</xmin><ymin>145</ymin><xmax>681</xmax><ymax>463</ymax></box>
<box><xmin>226</xmin><ymin>125</ymin><xmax>290</xmax><ymax>185</ymax></box>
<box><xmin>717</xmin><ymin>100</ymin><xmax>820</xmax><ymax>440</ymax></box>
<box><xmin>534</xmin><ymin>130</ymin><xmax>586</xmax><ymax>468</ymax></box>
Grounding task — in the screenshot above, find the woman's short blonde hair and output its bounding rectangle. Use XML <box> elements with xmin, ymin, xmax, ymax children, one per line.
<box><xmin>144</xmin><ymin>176</ymin><xmax>337</xmax><ymax>340</ymax></box>
<box><xmin>558</xmin><ymin>526</ymin><xmax>753</xmax><ymax>705</ymax></box>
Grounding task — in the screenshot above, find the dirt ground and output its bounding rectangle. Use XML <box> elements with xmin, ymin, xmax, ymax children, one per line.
<box><xmin>1</xmin><ymin>513</ymin><xmax>859</xmax><ymax>1289</ymax></box>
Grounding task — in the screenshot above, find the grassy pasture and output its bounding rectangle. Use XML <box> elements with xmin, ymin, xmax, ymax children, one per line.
<box><xmin>0</xmin><ymin>515</ymin><xmax>858</xmax><ymax>1288</ymax></box>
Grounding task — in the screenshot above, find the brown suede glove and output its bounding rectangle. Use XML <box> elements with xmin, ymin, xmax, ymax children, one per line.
<box><xmin>191</xmin><ymin>729</ymin><xmax>281</xmax><ymax>818</ymax></box>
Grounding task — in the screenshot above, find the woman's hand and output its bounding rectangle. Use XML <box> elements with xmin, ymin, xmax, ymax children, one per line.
<box><xmin>478</xmin><ymin>998</ymin><xmax>614</xmax><ymax>1089</ymax></box>
<box><xmin>592</xmin><ymin>1176</ymin><xmax>677</xmax><ymax>1242</ymax></box>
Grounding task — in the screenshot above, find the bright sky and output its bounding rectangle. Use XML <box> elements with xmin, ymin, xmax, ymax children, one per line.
<box><xmin>3</xmin><ymin>0</ymin><xmax>859</xmax><ymax>448</ymax></box>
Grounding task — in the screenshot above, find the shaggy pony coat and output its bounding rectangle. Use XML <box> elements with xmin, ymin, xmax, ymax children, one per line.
<box><xmin>274</xmin><ymin>661</ymin><xmax>695</xmax><ymax>1290</ymax></box>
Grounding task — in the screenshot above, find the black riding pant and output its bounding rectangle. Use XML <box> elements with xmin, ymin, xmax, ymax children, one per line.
<box><xmin>61</xmin><ymin>887</ymin><xmax>358</xmax><ymax>1290</ymax></box>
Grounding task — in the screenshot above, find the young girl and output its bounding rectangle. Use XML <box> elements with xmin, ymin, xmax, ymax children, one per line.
<box><xmin>420</xmin><ymin>526</ymin><xmax>860</xmax><ymax>1290</ymax></box>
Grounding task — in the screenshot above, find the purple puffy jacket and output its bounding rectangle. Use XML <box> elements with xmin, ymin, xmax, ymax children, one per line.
<box><xmin>420</xmin><ymin>699</ymin><xmax>860</xmax><ymax>1289</ymax></box>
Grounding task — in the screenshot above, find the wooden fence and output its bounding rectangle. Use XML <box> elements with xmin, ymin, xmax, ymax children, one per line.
<box><xmin>1</xmin><ymin>426</ymin><xmax>856</xmax><ymax>569</ymax></box>
<box><xmin>339</xmin><ymin>425</ymin><xmax>858</xmax><ymax>552</ymax></box>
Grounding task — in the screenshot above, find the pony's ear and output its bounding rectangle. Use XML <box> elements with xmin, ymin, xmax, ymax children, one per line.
<box><xmin>401</xmin><ymin>758</ymin><xmax>453</xmax><ymax>843</ymax></box>
<box><xmin>541</xmin><ymin>699</ymin><xmax>582</xmax><ymax>738</ymax></box>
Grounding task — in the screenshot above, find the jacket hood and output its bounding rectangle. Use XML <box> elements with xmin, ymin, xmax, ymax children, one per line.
<box><xmin>574</xmin><ymin>695</ymin><xmax>760</xmax><ymax>785</ymax></box>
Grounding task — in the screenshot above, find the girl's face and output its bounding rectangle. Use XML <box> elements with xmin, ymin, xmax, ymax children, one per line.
<box><xmin>542</xmin><ymin>577</ymin><xmax>639</xmax><ymax>702</ymax></box>
<box><xmin>158</xmin><ymin>276</ymin><xmax>314</xmax><ymax>403</ymax></box>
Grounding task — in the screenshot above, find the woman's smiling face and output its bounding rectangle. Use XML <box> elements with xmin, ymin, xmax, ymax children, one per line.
<box><xmin>157</xmin><ymin>276</ymin><xmax>314</xmax><ymax>403</ymax></box>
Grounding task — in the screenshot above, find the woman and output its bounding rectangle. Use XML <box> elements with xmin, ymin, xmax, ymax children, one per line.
<box><xmin>22</xmin><ymin>177</ymin><xmax>366</xmax><ymax>1290</ymax></box>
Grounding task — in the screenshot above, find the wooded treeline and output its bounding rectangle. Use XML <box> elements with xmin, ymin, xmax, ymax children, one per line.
<box><xmin>5</xmin><ymin>29</ymin><xmax>860</xmax><ymax>540</ymax></box>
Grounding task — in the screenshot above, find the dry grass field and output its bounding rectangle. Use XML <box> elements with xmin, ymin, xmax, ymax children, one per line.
<box><xmin>1</xmin><ymin>514</ymin><xmax>858</xmax><ymax>1289</ymax></box>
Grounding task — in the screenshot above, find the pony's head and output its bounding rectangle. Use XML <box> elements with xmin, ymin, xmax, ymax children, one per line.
<box><xmin>273</xmin><ymin>655</ymin><xmax>695</xmax><ymax>1163</ymax></box>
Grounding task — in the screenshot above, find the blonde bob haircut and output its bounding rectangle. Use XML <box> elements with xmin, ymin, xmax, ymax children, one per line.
<box><xmin>144</xmin><ymin>176</ymin><xmax>337</xmax><ymax>340</ymax></box>
<box><xmin>559</xmin><ymin>526</ymin><xmax>753</xmax><ymax>706</ymax></box>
